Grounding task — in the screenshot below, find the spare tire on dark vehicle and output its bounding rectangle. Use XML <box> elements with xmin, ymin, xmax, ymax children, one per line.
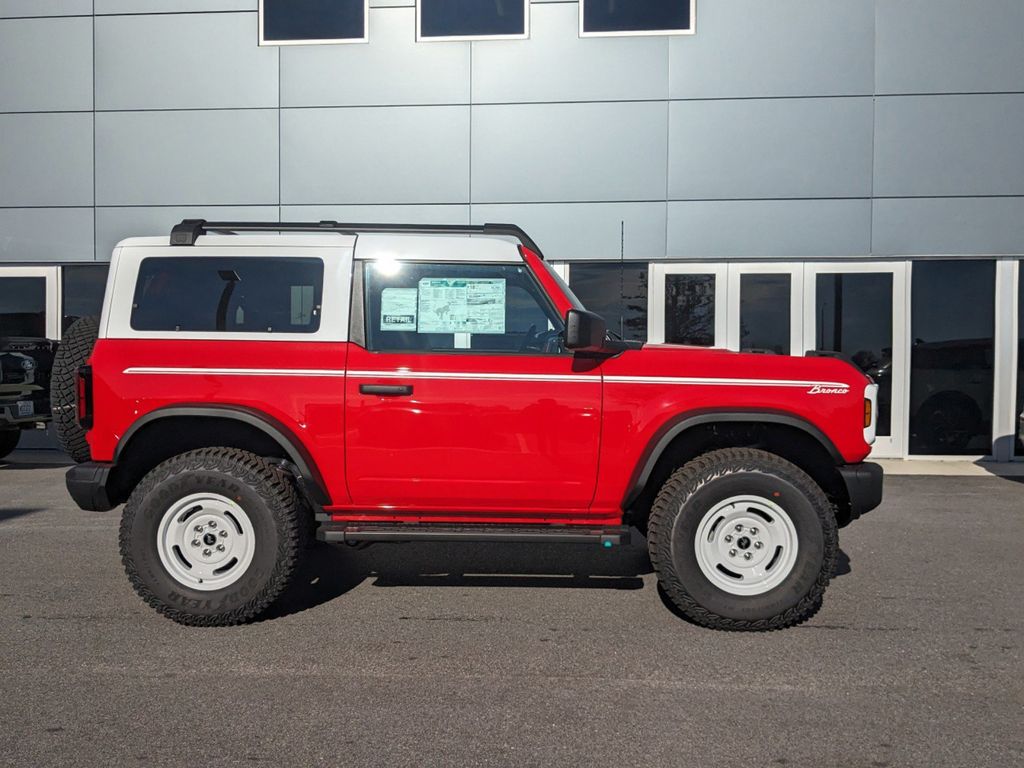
<box><xmin>51</xmin><ymin>315</ymin><xmax>98</xmax><ymax>463</ymax></box>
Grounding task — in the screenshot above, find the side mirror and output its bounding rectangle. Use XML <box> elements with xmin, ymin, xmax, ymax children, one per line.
<box><xmin>564</xmin><ymin>309</ymin><xmax>607</xmax><ymax>353</ymax></box>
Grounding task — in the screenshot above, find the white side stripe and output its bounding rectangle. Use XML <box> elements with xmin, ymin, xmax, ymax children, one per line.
<box><xmin>123</xmin><ymin>366</ymin><xmax>849</xmax><ymax>390</ymax></box>
<box><xmin>123</xmin><ymin>367</ymin><xmax>346</xmax><ymax>377</ymax></box>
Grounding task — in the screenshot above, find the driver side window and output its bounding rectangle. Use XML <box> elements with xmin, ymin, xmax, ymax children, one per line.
<box><xmin>363</xmin><ymin>260</ymin><xmax>565</xmax><ymax>354</ymax></box>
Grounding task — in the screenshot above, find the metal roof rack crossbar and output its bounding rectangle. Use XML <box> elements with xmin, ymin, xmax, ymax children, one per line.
<box><xmin>169</xmin><ymin>219</ymin><xmax>544</xmax><ymax>258</ymax></box>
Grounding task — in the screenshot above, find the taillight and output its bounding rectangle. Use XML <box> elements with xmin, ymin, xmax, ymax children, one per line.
<box><xmin>76</xmin><ymin>365</ymin><xmax>93</xmax><ymax>429</ymax></box>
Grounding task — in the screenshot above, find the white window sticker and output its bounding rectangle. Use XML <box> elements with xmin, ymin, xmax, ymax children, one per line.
<box><xmin>380</xmin><ymin>288</ymin><xmax>418</xmax><ymax>331</ymax></box>
<box><xmin>417</xmin><ymin>278</ymin><xmax>506</xmax><ymax>334</ymax></box>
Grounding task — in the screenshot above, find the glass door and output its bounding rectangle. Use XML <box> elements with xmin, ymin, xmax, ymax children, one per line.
<box><xmin>648</xmin><ymin>263</ymin><xmax>727</xmax><ymax>346</ymax></box>
<box><xmin>803</xmin><ymin>263</ymin><xmax>907</xmax><ymax>458</ymax></box>
<box><xmin>0</xmin><ymin>266</ymin><xmax>60</xmax><ymax>340</ymax></box>
<box><xmin>726</xmin><ymin>264</ymin><xmax>803</xmax><ymax>356</ymax></box>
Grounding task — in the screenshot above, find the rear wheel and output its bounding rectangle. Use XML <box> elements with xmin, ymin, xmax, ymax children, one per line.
<box><xmin>648</xmin><ymin>448</ymin><xmax>837</xmax><ymax>631</ymax></box>
<box><xmin>0</xmin><ymin>428</ymin><xmax>20</xmax><ymax>460</ymax></box>
<box><xmin>51</xmin><ymin>315</ymin><xmax>98</xmax><ymax>463</ymax></box>
<box><xmin>120</xmin><ymin>447</ymin><xmax>309</xmax><ymax>626</ymax></box>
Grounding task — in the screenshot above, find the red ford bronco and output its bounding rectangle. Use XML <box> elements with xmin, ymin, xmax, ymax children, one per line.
<box><xmin>63</xmin><ymin>220</ymin><xmax>882</xmax><ymax>630</ymax></box>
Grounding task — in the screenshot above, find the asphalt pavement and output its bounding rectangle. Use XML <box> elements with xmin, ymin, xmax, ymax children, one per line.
<box><xmin>1</xmin><ymin>451</ymin><xmax>1021</xmax><ymax>768</ymax></box>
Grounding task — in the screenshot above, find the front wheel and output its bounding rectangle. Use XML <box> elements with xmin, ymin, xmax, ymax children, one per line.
<box><xmin>648</xmin><ymin>448</ymin><xmax>837</xmax><ymax>631</ymax></box>
<box><xmin>120</xmin><ymin>447</ymin><xmax>309</xmax><ymax>626</ymax></box>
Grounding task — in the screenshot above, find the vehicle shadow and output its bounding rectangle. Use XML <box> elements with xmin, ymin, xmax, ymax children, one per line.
<box><xmin>0</xmin><ymin>507</ymin><xmax>46</xmax><ymax>523</ymax></box>
<box><xmin>268</xmin><ymin>539</ymin><xmax>654</xmax><ymax>620</ymax></box>
<box><xmin>0</xmin><ymin>451</ymin><xmax>74</xmax><ymax>470</ymax></box>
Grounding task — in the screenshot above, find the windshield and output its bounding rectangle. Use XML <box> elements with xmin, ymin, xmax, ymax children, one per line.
<box><xmin>538</xmin><ymin>260</ymin><xmax>585</xmax><ymax>311</ymax></box>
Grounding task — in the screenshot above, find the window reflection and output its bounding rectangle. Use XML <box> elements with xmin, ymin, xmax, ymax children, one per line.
<box><xmin>262</xmin><ymin>0</ymin><xmax>366</xmax><ymax>43</ymax></box>
<box><xmin>582</xmin><ymin>0</ymin><xmax>692</xmax><ymax>34</ymax></box>
<box><xmin>62</xmin><ymin>265</ymin><xmax>108</xmax><ymax>333</ymax></box>
<box><xmin>0</xmin><ymin>277</ymin><xmax>46</xmax><ymax>338</ymax></box>
<box><xmin>909</xmin><ymin>260</ymin><xmax>995</xmax><ymax>455</ymax></box>
<box><xmin>569</xmin><ymin>263</ymin><xmax>648</xmax><ymax>342</ymax></box>
<box><xmin>739</xmin><ymin>274</ymin><xmax>790</xmax><ymax>355</ymax></box>
<box><xmin>816</xmin><ymin>273</ymin><xmax>893</xmax><ymax>436</ymax></box>
<box><xmin>420</xmin><ymin>0</ymin><xmax>527</xmax><ymax>39</ymax></box>
<box><xmin>665</xmin><ymin>274</ymin><xmax>716</xmax><ymax>346</ymax></box>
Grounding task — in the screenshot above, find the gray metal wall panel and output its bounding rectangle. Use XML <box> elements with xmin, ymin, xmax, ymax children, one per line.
<box><xmin>0</xmin><ymin>113</ymin><xmax>92</xmax><ymax>207</ymax></box>
<box><xmin>281</xmin><ymin>8</ymin><xmax>469</xmax><ymax>107</ymax></box>
<box><xmin>0</xmin><ymin>208</ymin><xmax>93</xmax><ymax>262</ymax></box>
<box><xmin>95</xmin><ymin>0</ymin><xmax>255</xmax><ymax>12</ymax></box>
<box><xmin>874</xmin><ymin>94</ymin><xmax>1024</xmax><ymax>197</ymax></box>
<box><xmin>0</xmin><ymin>17</ymin><xmax>93</xmax><ymax>112</ymax></box>
<box><xmin>671</xmin><ymin>0</ymin><xmax>874</xmax><ymax>99</ymax></box>
<box><xmin>280</xmin><ymin>106</ymin><xmax>470</xmax><ymax>204</ymax></box>
<box><xmin>876</xmin><ymin>0</ymin><xmax>1024</xmax><ymax>94</ymax></box>
<box><xmin>95</xmin><ymin>110</ymin><xmax>279</xmax><ymax>205</ymax></box>
<box><xmin>472</xmin><ymin>2</ymin><xmax>668</xmax><ymax>104</ymax></box>
<box><xmin>0</xmin><ymin>0</ymin><xmax>91</xmax><ymax>17</ymax></box>
<box><xmin>471</xmin><ymin>202</ymin><xmax>667</xmax><ymax>261</ymax></box>
<box><xmin>95</xmin><ymin>206</ymin><xmax>278</xmax><ymax>259</ymax></box>
<box><xmin>96</xmin><ymin>12</ymin><xmax>277</xmax><ymax>110</ymax></box>
<box><xmin>873</xmin><ymin>197</ymin><xmax>1024</xmax><ymax>256</ymax></box>
<box><xmin>472</xmin><ymin>101</ymin><xmax>668</xmax><ymax>203</ymax></box>
<box><xmin>667</xmin><ymin>199</ymin><xmax>872</xmax><ymax>258</ymax></box>
<box><xmin>282</xmin><ymin>205</ymin><xmax>470</xmax><ymax>225</ymax></box>
<box><xmin>669</xmin><ymin>97</ymin><xmax>874</xmax><ymax>200</ymax></box>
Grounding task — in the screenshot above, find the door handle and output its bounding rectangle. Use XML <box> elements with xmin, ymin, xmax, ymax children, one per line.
<box><xmin>359</xmin><ymin>384</ymin><xmax>414</xmax><ymax>396</ymax></box>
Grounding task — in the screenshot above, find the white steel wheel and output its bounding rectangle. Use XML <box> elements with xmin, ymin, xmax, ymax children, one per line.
<box><xmin>693</xmin><ymin>494</ymin><xmax>799</xmax><ymax>596</ymax></box>
<box><xmin>156</xmin><ymin>492</ymin><xmax>256</xmax><ymax>592</ymax></box>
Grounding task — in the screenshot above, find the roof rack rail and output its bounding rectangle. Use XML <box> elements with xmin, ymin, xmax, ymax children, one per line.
<box><xmin>169</xmin><ymin>219</ymin><xmax>545</xmax><ymax>259</ymax></box>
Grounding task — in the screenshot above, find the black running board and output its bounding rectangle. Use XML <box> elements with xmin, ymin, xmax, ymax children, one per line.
<box><xmin>316</xmin><ymin>522</ymin><xmax>630</xmax><ymax>547</ymax></box>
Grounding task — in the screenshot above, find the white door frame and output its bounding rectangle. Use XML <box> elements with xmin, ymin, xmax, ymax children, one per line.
<box><xmin>647</xmin><ymin>262</ymin><xmax>728</xmax><ymax>346</ymax></box>
<box><xmin>725</xmin><ymin>263</ymin><xmax>804</xmax><ymax>356</ymax></box>
<box><xmin>802</xmin><ymin>261</ymin><xmax>908</xmax><ymax>458</ymax></box>
<box><xmin>0</xmin><ymin>266</ymin><xmax>60</xmax><ymax>340</ymax></box>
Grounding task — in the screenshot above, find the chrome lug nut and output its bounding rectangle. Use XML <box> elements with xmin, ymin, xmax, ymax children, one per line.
<box><xmin>734</xmin><ymin>524</ymin><xmax>743</xmax><ymax>532</ymax></box>
<box><xmin>208</xmin><ymin>521</ymin><xmax>217</xmax><ymax>529</ymax></box>
<box><xmin>743</xmin><ymin>552</ymin><xmax>753</xmax><ymax>560</ymax></box>
<box><xmin>191</xmin><ymin>539</ymin><xmax>200</xmax><ymax>547</ymax></box>
<box><xmin>754</xmin><ymin>541</ymin><xmax>764</xmax><ymax>549</ymax></box>
<box><xmin>202</xmin><ymin>548</ymin><xmax>211</xmax><ymax>557</ymax></box>
<box><xmin>724</xmin><ymin>534</ymin><xmax>733</xmax><ymax>543</ymax></box>
<box><xmin>728</xmin><ymin>548</ymin><xmax>737</xmax><ymax>557</ymax></box>
<box><xmin>749</xmin><ymin>527</ymin><xmax>758</xmax><ymax>536</ymax></box>
<box><xmin>193</xmin><ymin>524</ymin><xmax>204</xmax><ymax>532</ymax></box>
<box><xmin>219</xmin><ymin>530</ymin><xmax>228</xmax><ymax>538</ymax></box>
<box><xmin>216</xmin><ymin>544</ymin><xmax>225</xmax><ymax>552</ymax></box>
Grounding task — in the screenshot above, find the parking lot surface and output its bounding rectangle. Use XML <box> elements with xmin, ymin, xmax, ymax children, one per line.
<box><xmin>1</xmin><ymin>452</ymin><xmax>1021</xmax><ymax>768</ymax></box>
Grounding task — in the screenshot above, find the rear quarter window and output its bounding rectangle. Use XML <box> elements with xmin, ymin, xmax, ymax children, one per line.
<box><xmin>130</xmin><ymin>257</ymin><xmax>323</xmax><ymax>334</ymax></box>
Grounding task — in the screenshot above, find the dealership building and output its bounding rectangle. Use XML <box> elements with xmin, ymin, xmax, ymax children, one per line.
<box><xmin>0</xmin><ymin>0</ymin><xmax>1022</xmax><ymax>460</ymax></box>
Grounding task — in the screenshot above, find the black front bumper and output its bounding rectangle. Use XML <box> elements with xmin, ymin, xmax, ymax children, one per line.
<box><xmin>66</xmin><ymin>462</ymin><xmax>116</xmax><ymax>512</ymax></box>
<box><xmin>837</xmin><ymin>461</ymin><xmax>884</xmax><ymax>522</ymax></box>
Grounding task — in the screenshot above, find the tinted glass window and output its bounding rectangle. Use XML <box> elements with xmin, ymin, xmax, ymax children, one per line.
<box><xmin>364</xmin><ymin>261</ymin><xmax>564</xmax><ymax>354</ymax></box>
<box><xmin>1015</xmin><ymin>264</ymin><xmax>1024</xmax><ymax>455</ymax></box>
<box><xmin>62</xmin><ymin>264</ymin><xmax>108</xmax><ymax>333</ymax></box>
<box><xmin>420</xmin><ymin>0</ymin><xmax>526</xmax><ymax>38</ymax></box>
<box><xmin>262</xmin><ymin>0</ymin><xmax>365</xmax><ymax>43</ymax></box>
<box><xmin>0</xmin><ymin>277</ymin><xmax>46</xmax><ymax>338</ymax></box>
<box><xmin>739</xmin><ymin>274</ymin><xmax>790</xmax><ymax>355</ymax></box>
<box><xmin>569</xmin><ymin>263</ymin><xmax>648</xmax><ymax>342</ymax></box>
<box><xmin>665</xmin><ymin>274</ymin><xmax>716</xmax><ymax>346</ymax></box>
<box><xmin>582</xmin><ymin>0</ymin><xmax>692</xmax><ymax>34</ymax></box>
<box><xmin>131</xmin><ymin>258</ymin><xmax>323</xmax><ymax>333</ymax></box>
<box><xmin>909</xmin><ymin>260</ymin><xmax>994</xmax><ymax>455</ymax></box>
<box><xmin>816</xmin><ymin>273</ymin><xmax>894</xmax><ymax>437</ymax></box>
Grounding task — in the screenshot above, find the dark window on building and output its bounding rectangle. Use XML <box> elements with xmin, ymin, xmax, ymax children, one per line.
<box><xmin>62</xmin><ymin>264</ymin><xmax>108</xmax><ymax>333</ymax></box>
<box><xmin>816</xmin><ymin>273</ymin><xmax>894</xmax><ymax>437</ymax></box>
<box><xmin>261</xmin><ymin>0</ymin><xmax>366</xmax><ymax>44</ymax></box>
<box><xmin>419</xmin><ymin>0</ymin><xmax>527</xmax><ymax>39</ymax></box>
<box><xmin>363</xmin><ymin>261</ymin><xmax>563</xmax><ymax>354</ymax></box>
<box><xmin>665</xmin><ymin>274</ymin><xmax>716</xmax><ymax>346</ymax></box>
<box><xmin>569</xmin><ymin>263</ymin><xmax>648</xmax><ymax>342</ymax></box>
<box><xmin>909</xmin><ymin>260</ymin><xmax>995</xmax><ymax>456</ymax></box>
<box><xmin>1015</xmin><ymin>264</ymin><xmax>1024</xmax><ymax>456</ymax></box>
<box><xmin>581</xmin><ymin>0</ymin><xmax>693</xmax><ymax>35</ymax></box>
<box><xmin>131</xmin><ymin>258</ymin><xmax>323</xmax><ymax>333</ymax></box>
<box><xmin>0</xmin><ymin>277</ymin><xmax>46</xmax><ymax>338</ymax></box>
<box><xmin>739</xmin><ymin>274</ymin><xmax>790</xmax><ymax>355</ymax></box>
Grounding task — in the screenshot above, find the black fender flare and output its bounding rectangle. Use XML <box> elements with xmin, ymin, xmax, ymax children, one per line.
<box><xmin>622</xmin><ymin>409</ymin><xmax>844</xmax><ymax>509</ymax></box>
<box><xmin>114</xmin><ymin>404</ymin><xmax>330</xmax><ymax>506</ymax></box>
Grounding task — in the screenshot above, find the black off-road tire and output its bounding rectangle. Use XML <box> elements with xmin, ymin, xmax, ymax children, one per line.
<box><xmin>648</xmin><ymin>448</ymin><xmax>838</xmax><ymax>631</ymax></box>
<box><xmin>120</xmin><ymin>447</ymin><xmax>311</xmax><ymax>626</ymax></box>
<box><xmin>0</xmin><ymin>428</ymin><xmax>20</xmax><ymax>460</ymax></box>
<box><xmin>51</xmin><ymin>315</ymin><xmax>99</xmax><ymax>463</ymax></box>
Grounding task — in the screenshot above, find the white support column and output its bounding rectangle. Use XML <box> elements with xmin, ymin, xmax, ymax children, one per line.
<box><xmin>991</xmin><ymin>259</ymin><xmax>1019</xmax><ymax>462</ymax></box>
